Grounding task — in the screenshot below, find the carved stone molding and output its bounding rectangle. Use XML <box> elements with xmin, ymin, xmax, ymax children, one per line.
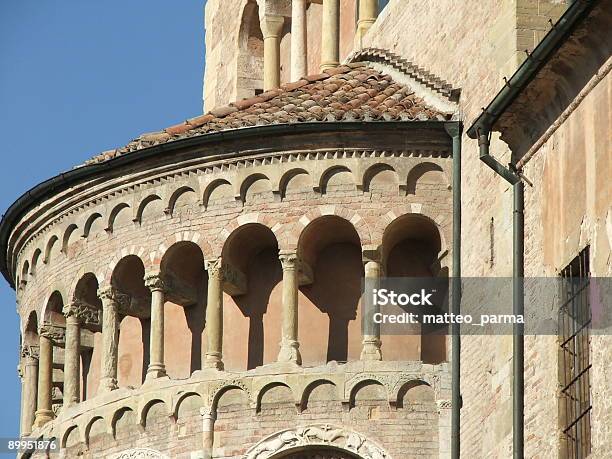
<box><xmin>437</xmin><ymin>399</ymin><xmax>452</xmax><ymax>410</ymax></box>
<box><xmin>111</xmin><ymin>448</ymin><xmax>169</xmax><ymax>459</ymax></box>
<box><xmin>207</xmin><ymin>378</ymin><xmax>251</xmax><ymax>408</ymax></box>
<box><xmin>245</xmin><ymin>424</ymin><xmax>391</xmax><ymax>459</ymax></box>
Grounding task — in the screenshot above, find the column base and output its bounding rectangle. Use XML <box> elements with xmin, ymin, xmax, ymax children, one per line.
<box><xmin>33</xmin><ymin>409</ymin><xmax>54</xmax><ymax>428</ymax></box>
<box><xmin>277</xmin><ymin>340</ymin><xmax>302</xmax><ymax>365</ymax></box>
<box><xmin>320</xmin><ymin>61</ymin><xmax>340</xmax><ymax>72</ymax></box>
<box><xmin>99</xmin><ymin>377</ymin><xmax>118</xmax><ymax>393</ymax></box>
<box><xmin>360</xmin><ymin>338</ymin><xmax>382</xmax><ymax>361</ymax></box>
<box><xmin>145</xmin><ymin>364</ymin><xmax>168</xmax><ymax>381</ymax></box>
<box><xmin>204</xmin><ymin>352</ymin><xmax>224</xmax><ymax>371</ymax></box>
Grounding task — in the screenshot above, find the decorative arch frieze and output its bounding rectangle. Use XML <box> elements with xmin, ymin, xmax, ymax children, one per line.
<box><xmin>245</xmin><ymin>424</ymin><xmax>391</xmax><ymax>459</ymax></box>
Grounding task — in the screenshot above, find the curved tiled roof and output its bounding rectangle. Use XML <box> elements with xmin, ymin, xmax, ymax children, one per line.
<box><xmin>86</xmin><ymin>61</ymin><xmax>454</xmax><ymax>165</ymax></box>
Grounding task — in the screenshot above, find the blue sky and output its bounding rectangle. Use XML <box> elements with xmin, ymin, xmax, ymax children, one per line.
<box><xmin>0</xmin><ymin>0</ymin><xmax>206</xmax><ymax>437</ymax></box>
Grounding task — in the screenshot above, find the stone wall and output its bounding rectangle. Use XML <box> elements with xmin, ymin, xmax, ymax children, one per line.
<box><xmin>358</xmin><ymin>0</ymin><xmax>611</xmax><ymax>457</ymax></box>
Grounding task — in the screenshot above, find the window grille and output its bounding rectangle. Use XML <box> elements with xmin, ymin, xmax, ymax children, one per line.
<box><xmin>558</xmin><ymin>247</ymin><xmax>592</xmax><ymax>458</ymax></box>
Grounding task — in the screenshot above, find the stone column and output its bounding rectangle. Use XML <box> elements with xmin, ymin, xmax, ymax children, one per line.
<box><xmin>204</xmin><ymin>258</ymin><xmax>224</xmax><ymax>370</ymax></box>
<box><xmin>278</xmin><ymin>251</ymin><xmax>302</xmax><ymax>364</ymax></box>
<box><xmin>62</xmin><ymin>305</ymin><xmax>81</xmax><ymax>407</ymax></box>
<box><xmin>261</xmin><ymin>15</ymin><xmax>285</xmax><ymax>90</ymax></box>
<box><xmin>361</xmin><ymin>260</ymin><xmax>382</xmax><ymax>360</ymax></box>
<box><xmin>33</xmin><ymin>330</ymin><xmax>54</xmax><ymax>428</ymax></box>
<box><xmin>320</xmin><ymin>0</ymin><xmax>340</xmax><ymax>71</ymax></box>
<box><xmin>354</xmin><ymin>0</ymin><xmax>378</xmax><ymax>48</ymax></box>
<box><xmin>291</xmin><ymin>0</ymin><xmax>308</xmax><ymax>80</ymax></box>
<box><xmin>98</xmin><ymin>288</ymin><xmax>120</xmax><ymax>392</ymax></box>
<box><xmin>201</xmin><ymin>409</ymin><xmax>215</xmax><ymax>459</ymax></box>
<box><xmin>145</xmin><ymin>275</ymin><xmax>167</xmax><ymax>380</ymax></box>
<box><xmin>20</xmin><ymin>346</ymin><xmax>38</xmax><ymax>436</ymax></box>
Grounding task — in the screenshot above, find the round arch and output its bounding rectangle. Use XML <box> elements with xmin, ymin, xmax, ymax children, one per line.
<box><xmin>245</xmin><ymin>424</ymin><xmax>391</xmax><ymax>459</ymax></box>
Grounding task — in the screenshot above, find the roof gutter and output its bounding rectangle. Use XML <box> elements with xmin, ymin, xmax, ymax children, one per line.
<box><xmin>0</xmin><ymin>120</ymin><xmax>452</xmax><ymax>288</ymax></box>
<box><xmin>466</xmin><ymin>0</ymin><xmax>596</xmax><ymax>139</ymax></box>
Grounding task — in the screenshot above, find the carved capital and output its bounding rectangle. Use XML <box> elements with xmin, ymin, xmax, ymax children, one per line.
<box><xmin>98</xmin><ymin>287</ymin><xmax>149</xmax><ymax>318</ymax></box>
<box><xmin>39</xmin><ymin>322</ymin><xmax>66</xmax><ymax>345</ymax></box>
<box><xmin>64</xmin><ymin>301</ymin><xmax>102</xmax><ymax>329</ymax></box>
<box><xmin>98</xmin><ymin>286</ymin><xmax>120</xmax><ymax>303</ymax></box>
<box><xmin>21</xmin><ymin>344</ymin><xmax>40</xmax><ymax>361</ymax></box>
<box><xmin>205</xmin><ymin>258</ymin><xmax>224</xmax><ymax>280</ymax></box>
<box><xmin>145</xmin><ymin>274</ymin><xmax>166</xmax><ymax>292</ymax></box>
<box><xmin>279</xmin><ymin>251</ymin><xmax>299</xmax><ymax>271</ymax></box>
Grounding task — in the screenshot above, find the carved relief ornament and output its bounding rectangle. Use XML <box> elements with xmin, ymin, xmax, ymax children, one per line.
<box><xmin>245</xmin><ymin>424</ymin><xmax>391</xmax><ymax>459</ymax></box>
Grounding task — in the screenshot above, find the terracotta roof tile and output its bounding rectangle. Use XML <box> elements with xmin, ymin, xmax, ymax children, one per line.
<box><xmin>84</xmin><ymin>62</ymin><xmax>456</xmax><ymax>165</ymax></box>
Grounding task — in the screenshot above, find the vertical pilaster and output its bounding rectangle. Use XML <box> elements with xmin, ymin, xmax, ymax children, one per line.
<box><xmin>291</xmin><ymin>0</ymin><xmax>308</xmax><ymax>80</ymax></box>
<box><xmin>320</xmin><ymin>0</ymin><xmax>340</xmax><ymax>71</ymax></box>
<box><xmin>33</xmin><ymin>331</ymin><xmax>54</xmax><ymax>427</ymax></box>
<box><xmin>98</xmin><ymin>288</ymin><xmax>120</xmax><ymax>392</ymax></box>
<box><xmin>204</xmin><ymin>258</ymin><xmax>224</xmax><ymax>370</ymax></box>
<box><xmin>361</xmin><ymin>259</ymin><xmax>383</xmax><ymax>360</ymax></box>
<box><xmin>201</xmin><ymin>409</ymin><xmax>215</xmax><ymax>459</ymax></box>
<box><xmin>355</xmin><ymin>0</ymin><xmax>378</xmax><ymax>48</ymax></box>
<box><xmin>145</xmin><ymin>275</ymin><xmax>167</xmax><ymax>380</ymax></box>
<box><xmin>62</xmin><ymin>305</ymin><xmax>81</xmax><ymax>407</ymax></box>
<box><xmin>278</xmin><ymin>251</ymin><xmax>302</xmax><ymax>364</ymax></box>
<box><xmin>20</xmin><ymin>346</ymin><xmax>38</xmax><ymax>436</ymax></box>
<box><xmin>261</xmin><ymin>15</ymin><xmax>285</xmax><ymax>90</ymax></box>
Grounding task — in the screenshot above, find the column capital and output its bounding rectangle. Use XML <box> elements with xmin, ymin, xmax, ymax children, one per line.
<box><xmin>205</xmin><ymin>258</ymin><xmax>224</xmax><ymax>280</ymax></box>
<box><xmin>98</xmin><ymin>286</ymin><xmax>120</xmax><ymax>302</ymax></box>
<box><xmin>260</xmin><ymin>14</ymin><xmax>285</xmax><ymax>38</ymax></box>
<box><xmin>39</xmin><ymin>322</ymin><xmax>65</xmax><ymax>345</ymax></box>
<box><xmin>144</xmin><ymin>273</ymin><xmax>167</xmax><ymax>292</ymax></box>
<box><xmin>64</xmin><ymin>300</ymin><xmax>102</xmax><ymax>329</ymax></box>
<box><xmin>98</xmin><ymin>287</ymin><xmax>149</xmax><ymax>318</ymax></box>
<box><xmin>21</xmin><ymin>344</ymin><xmax>40</xmax><ymax>363</ymax></box>
<box><xmin>279</xmin><ymin>250</ymin><xmax>299</xmax><ymax>270</ymax></box>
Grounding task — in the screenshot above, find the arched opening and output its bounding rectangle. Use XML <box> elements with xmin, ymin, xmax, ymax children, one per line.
<box><xmin>222</xmin><ymin>223</ymin><xmax>281</xmax><ymax>370</ymax></box>
<box><xmin>237</xmin><ymin>0</ymin><xmax>264</xmax><ymax>99</ymax></box>
<box><xmin>24</xmin><ymin>311</ymin><xmax>39</xmax><ymax>347</ymax></box>
<box><xmin>73</xmin><ymin>273</ymin><xmax>102</xmax><ymax>400</ymax></box>
<box><xmin>160</xmin><ymin>241</ymin><xmax>207</xmax><ymax>376</ymax></box>
<box><xmin>298</xmin><ymin>216</ymin><xmax>363</xmax><ymax>365</ymax></box>
<box><xmin>111</xmin><ymin>256</ymin><xmax>150</xmax><ymax>388</ymax></box>
<box><xmin>43</xmin><ymin>291</ymin><xmax>66</xmax><ymax>409</ymax></box>
<box><xmin>383</xmin><ymin>214</ymin><xmax>447</xmax><ymax>364</ymax></box>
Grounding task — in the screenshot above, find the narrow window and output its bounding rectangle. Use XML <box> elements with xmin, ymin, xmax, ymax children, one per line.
<box><xmin>558</xmin><ymin>247</ymin><xmax>591</xmax><ymax>458</ymax></box>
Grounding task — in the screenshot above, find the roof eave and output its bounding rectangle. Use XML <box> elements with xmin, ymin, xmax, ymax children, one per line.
<box><xmin>0</xmin><ymin>120</ymin><xmax>457</xmax><ymax>289</ymax></box>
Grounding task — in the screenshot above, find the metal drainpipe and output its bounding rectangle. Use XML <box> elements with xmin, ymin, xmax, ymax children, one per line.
<box><xmin>446</xmin><ymin>121</ymin><xmax>462</xmax><ymax>459</ymax></box>
<box><xmin>478</xmin><ymin>131</ymin><xmax>524</xmax><ymax>459</ymax></box>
